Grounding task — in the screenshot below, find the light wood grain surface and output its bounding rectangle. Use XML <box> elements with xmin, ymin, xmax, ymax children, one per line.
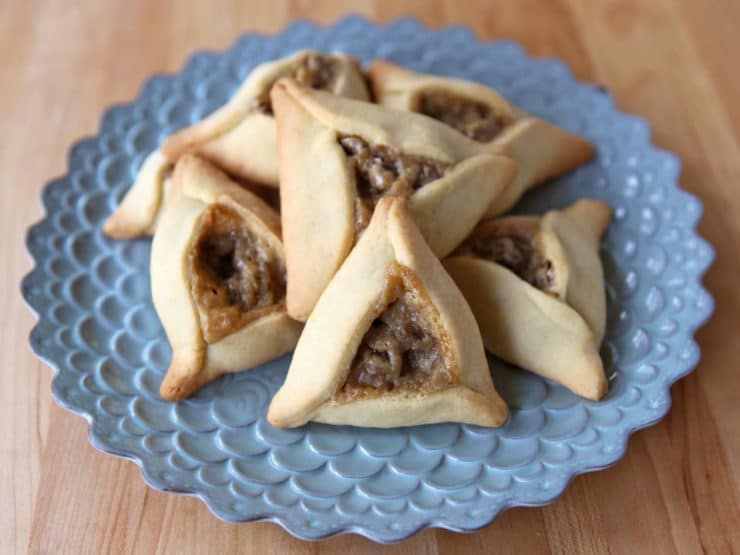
<box><xmin>3</xmin><ymin>0</ymin><xmax>738</xmax><ymax>553</ymax></box>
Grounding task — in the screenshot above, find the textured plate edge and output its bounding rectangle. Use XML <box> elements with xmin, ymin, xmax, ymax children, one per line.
<box><xmin>19</xmin><ymin>14</ymin><xmax>717</xmax><ymax>544</ymax></box>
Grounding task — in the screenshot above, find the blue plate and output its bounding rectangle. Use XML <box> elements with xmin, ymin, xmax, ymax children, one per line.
<box><xmin>22</xmin><ymin>16</ymin><xmax>714</xmax><ymax>543</ymax></box>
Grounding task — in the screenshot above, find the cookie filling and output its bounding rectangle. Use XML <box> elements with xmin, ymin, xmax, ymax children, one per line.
<box><xmin>338</xmin><ymin>266</ymin><xmax>454</xmax><ymax>400</ymax></box>
<box><xmin>338</xmin><ymin>135</ymin><xmax>450</xmax><ymax>232</ymax></box>
<box><xmin>419</xmin><ymin>91</ymin><xmax>512</xmax><ymax>142</ymax></box>
<box><xmin>465</xmin><ymin>227</ymin><xmax>553</xmax><ymax>290</ymax></box>
<box><xmin>257</xmin><ymin>53</ymin><xmax>339</xmax><ymax>114</ymax></box>
<box><xmin>189</xmin><ymin>204</ymin><xmax>285</xmax><ymax>343</ymax></box>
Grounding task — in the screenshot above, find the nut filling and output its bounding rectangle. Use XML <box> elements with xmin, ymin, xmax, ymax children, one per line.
<box><xmin>338</xmin><ymin>266</ymin><xmax>455</xmax><ymax>400</ymax></box>
<box><xmin>189</xmin><ymin>204</ymin><xmax>286</xmax><ymax>344</ymax></box>
<box><xmin>465</xmin><ymin>228</ymin><xmax>554</xmax><ymax>291</ymax></box>
<box><xmin>339</xmin><ymin>135</ymin><xmax>451</xmax><ymax>232</ymax></box>
<box><xmin>257</xmin><ymin>54</ymin><xmax>339</xmax><ymax>115</ymax></box>
<box><xmin>419</xmin><ymin>91</ymin><xmax>513</xmax><ymax>143</ymax></box>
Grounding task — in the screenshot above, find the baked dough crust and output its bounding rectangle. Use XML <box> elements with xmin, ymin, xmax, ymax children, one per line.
<box><xmin>444</xmin><ymin>199</ymin><xmax>611</xmax><ymax>400</ymax></box>
<box><xmin>268</xmin><ymin>197</ymin><xmax>508</xmax><ymax>428</ymax></box>
<box><xmin>104</xmin><ymin>50</ymin><xmax>369</xmax><ymax>239</ymax></box>
<box><xmin>272</xmin><ymin>77</ymin><xmax>517</xmax><ymax>321</ymax></box>
<box><xmin>151</xmin><ymin>154</ymin><xmax>302</xmax><ymax>401</ymax></box>
<box><xmin>368</xmin><ymin>60</ymin><xmax>595</xmax><ymax>217</ymax></box>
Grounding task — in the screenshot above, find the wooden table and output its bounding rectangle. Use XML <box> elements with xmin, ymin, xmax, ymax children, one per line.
<box><xmin>4</xmin><ymin>0</ymin><xmax>738</xmax><ymax>552</ymax></box>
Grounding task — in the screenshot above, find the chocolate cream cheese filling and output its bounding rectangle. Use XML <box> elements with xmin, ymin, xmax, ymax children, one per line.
<box><xmin>189</xmin><ymin>204</ymin><xmax>286</xmax><ymax>343</ymax></box>
<box><xmin>338</xmin><ymin>135</ymin><xmax>450</xmax><ymax>232</ymax></box>
<box><xmin>418</xmin><ymin>91</ymin><xmax>513</xmax><ymax>143</ymax></box>
<box><xmin>338</xmin><ymin>266</ymin><xmax>455</xmax><ymax>401</ymax></box>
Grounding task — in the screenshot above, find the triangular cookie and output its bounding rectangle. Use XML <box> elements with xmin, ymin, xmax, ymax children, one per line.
<box><xmin>272</xmin><ymin>78</ymin><xmax>517</xmax><ymax>321</ymax></box>
<box><xmin>152</xmin><ymin>154</ymin><xmax>302</xmax><ymax>401</ymax></box>
<box><xmin>104</xmin><ymin>51</ymin><xmax>369</xmax><ymax>239</ymax></box>
<box><xmin>268</xmin><ymin>197</ymin><xmax>508</xmax><ymax>428</ymax></box>
<box><xmin>444</xmin><ymin>199</ymin><xmax>611</xmax><ymax>400</ymax></box>
<box><xmin>368</xmin><ymin>60</ymin><xmax>595</xmax><ymax>217</ymax></box>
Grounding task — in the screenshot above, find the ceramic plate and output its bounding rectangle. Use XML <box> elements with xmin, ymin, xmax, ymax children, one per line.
<box><xmin>22</xmin><ymin>17</ymin><xmax>714</xmax><ymax>542</ymax></box>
